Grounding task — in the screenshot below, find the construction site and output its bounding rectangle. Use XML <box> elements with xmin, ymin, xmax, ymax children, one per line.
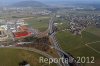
<box><xmin>0</xmin><ymin>19</ymin><xmax>37</xmax><ymax>44</ymax></box>
<box><xmin>0</xmin><ymin>18</ymin><xmax>52</xmax><ymax>53</ymax></box>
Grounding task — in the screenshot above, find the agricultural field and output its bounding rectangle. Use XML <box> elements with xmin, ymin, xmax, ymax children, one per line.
<box><xmin>0</xmin><ymin>48</ymin><xmax>57</xmax><ymax>66</ymax></box>
<box><xmin>56</xmin><ymin>29</ymin><xmax>100</xmax><ymax>66</ymax></box>
<box><xmin>24</xmin><ymin>15</ymin><xmax>51</xmax><ymax>32</ymax></box>
<box><xmin>86</xmin><ymin>27</ymin><xmax>100</xmax><ymax>37</ymax></box>
<box><xmin>55</xmin><ymin>17</ymin><xmax>100</xmax><ymax>66</ymax></box>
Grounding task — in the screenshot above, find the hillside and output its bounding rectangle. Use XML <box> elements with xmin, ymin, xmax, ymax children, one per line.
<box><xmin>0</xmin><ymin>48</ymin><xmax>56</xmax><ymax>66</ymax></box>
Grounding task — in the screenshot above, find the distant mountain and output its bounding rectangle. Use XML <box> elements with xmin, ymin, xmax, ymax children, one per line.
<box><xmin>11</xmin><ymin>0</ymin><xmax>48</xmax><ymax>7</ymax></box>
<box><xmin>68</xmin><ymin>3</ymin><xmax>100</xmax><ymax>10</ymax></box>
<box><xmin>40</xmin><ymin>0</ymin><xmax>100</xmax><ymax>10</ymax></box>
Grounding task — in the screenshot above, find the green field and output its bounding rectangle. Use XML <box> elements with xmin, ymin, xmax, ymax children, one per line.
<box><xmin>0</xmin><ymin>48</ymin><xmax>56</xmax><ymax>66</ymax></box>
<box><xmin>89</xmin><ymin>42</ymin><xmax>100</xmax><ymax>51</ymax></box>
<box><xmin>56</xmin><ymin>29</ymin><xmax>100</xmax><ymax>66</ymax></box>
<box><xmin>25</xmin><ymin>16</ymin><xmax>50</xmax><ymax>32</ymax></box>
<box><xmin>86</xmin><ymin>27</ymin><xmax>100</xmax><ymax>37</ymax></box>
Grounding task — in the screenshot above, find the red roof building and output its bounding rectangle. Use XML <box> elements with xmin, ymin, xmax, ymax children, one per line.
<box><xmin>13</xmin><ymin>31</ymin><xmax>32</xmax><ymax>39</ymax></box>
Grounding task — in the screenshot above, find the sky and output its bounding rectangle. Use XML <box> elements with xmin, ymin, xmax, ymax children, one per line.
<box><xmin>0</xmin><ymin>0</ymin><xmax>100</xmax><ymax>2</ymax></box>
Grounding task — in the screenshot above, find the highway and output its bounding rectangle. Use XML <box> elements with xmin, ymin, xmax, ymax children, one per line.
<box><xmin>48</xmin><ymin>14</ymin><xmax>80</xmax><ymax>66</ymax></box>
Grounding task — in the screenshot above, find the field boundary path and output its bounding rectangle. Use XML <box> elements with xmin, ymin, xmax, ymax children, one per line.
<box><xmin>85</xmin><ymin>41</ymin><xmax>100</xmax><ymax>54</ymax></box>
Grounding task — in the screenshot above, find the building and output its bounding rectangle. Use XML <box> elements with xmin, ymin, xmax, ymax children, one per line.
<box><xmin>13</xmin><ymin>31</ymin><xmax>32</xmax><ymax>39</ymax></box>
<box><xmin>0</xmin><ymin>19</ymin><xmax>33</xmax><ymax>40</ymax></box>
<box><xmin>0</xmin><ymin>27</ymin><xmax>8</xmax><ymax>42</ymax></box>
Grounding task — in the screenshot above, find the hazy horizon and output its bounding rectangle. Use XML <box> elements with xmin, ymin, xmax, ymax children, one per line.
<box><xmin>0</xmin><ymin>0</ymin><xmax>100</xmax><ymax>6</ymax></box>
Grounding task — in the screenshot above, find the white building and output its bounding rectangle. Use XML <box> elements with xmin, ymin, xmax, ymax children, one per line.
<box><xmin>0</xmin><ymin>27</ymin><xmax>8</xmax><ymax>41</ymax></box>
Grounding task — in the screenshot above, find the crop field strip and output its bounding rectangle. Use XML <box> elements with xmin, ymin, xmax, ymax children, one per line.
<box><xmin>85</xmin><ymin>41</ymin><xmax>100</xmax><ymax>54</ymax></box>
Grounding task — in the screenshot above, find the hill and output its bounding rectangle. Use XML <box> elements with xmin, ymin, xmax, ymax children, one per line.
<box><xmin>11</xmin><ymin>1</ymin><xmax>48</xmax><ymax>7</ymax></box>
